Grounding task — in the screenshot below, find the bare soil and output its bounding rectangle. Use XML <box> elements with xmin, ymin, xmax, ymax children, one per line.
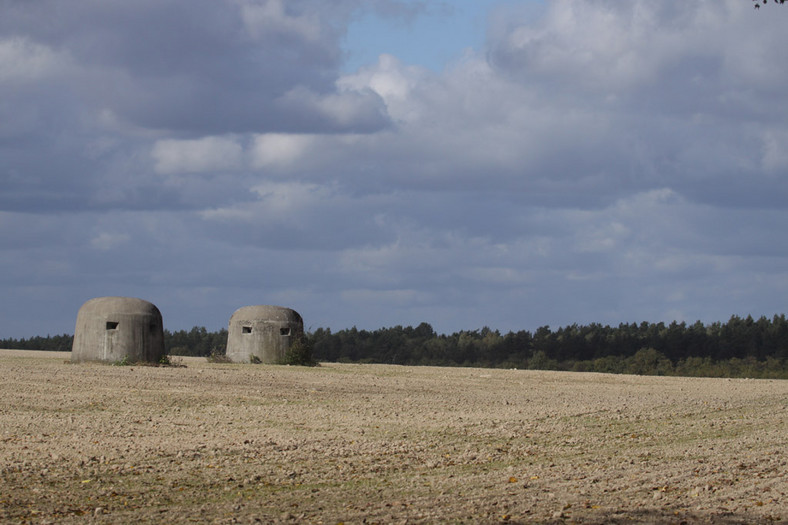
<box><xmin>1</xmin><ymin>350</ymin><xmax>786</xmax><ymax>524</ymax></box>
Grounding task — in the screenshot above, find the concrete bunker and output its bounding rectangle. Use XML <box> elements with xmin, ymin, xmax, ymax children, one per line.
<box><xmin>71</xmin><ymin>296</ymin><xmax>165</xmax><ymax>364</ymax></box>
<box><xmin>225</xmin><ymin>305</ymin><xmax>303</xmax><ymax>363</ymax></box>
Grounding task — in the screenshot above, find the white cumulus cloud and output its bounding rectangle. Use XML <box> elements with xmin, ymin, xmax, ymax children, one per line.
<box><xmin>249</xmin><ymin>134</ymin><xmax>314</xmax><ymax>169</ymax></box>
<box><xmin>152</xmin><ymin>136</ymin><xmax>244</xmax><ymax>174</ymax></box>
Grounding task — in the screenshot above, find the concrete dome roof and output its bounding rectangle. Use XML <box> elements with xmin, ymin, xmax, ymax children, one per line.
<box><xmin>230</xmin><ymin>305</ymin><xmax>302</xmax><ymax>323</ymax></box>
<box><xmin>78</xmin><ymin>296</ymin><xmax>160</xmax><ymax>316</ymax></box>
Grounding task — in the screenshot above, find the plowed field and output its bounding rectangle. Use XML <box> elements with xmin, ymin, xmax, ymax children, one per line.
<box><xmin>1</xmin><ymin>350</ymin><xmax>786</xmax><ymax>524</ymax></box>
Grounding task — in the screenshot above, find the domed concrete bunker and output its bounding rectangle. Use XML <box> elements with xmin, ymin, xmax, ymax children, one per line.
<box><xmin>71</xmin><ymin>297</ymin><xmax>165</xmax><ymax>364</ymax></box>
<box><xmin>225</xmin><ymin>305</ymin><xmax>304</xmax><ymax>363</ymax></box>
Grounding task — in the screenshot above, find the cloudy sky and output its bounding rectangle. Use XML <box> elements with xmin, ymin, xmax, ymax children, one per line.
<box><xmin>2</xmin><ymin>0</ymin><xmax>787</xmax><ymax>339</ymax></box>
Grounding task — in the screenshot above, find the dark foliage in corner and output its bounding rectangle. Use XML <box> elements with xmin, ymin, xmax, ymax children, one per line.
<box><xmin>753</xmin><ymin>0</ymin><xmax>786</xmax><ymax>8</ymax></box>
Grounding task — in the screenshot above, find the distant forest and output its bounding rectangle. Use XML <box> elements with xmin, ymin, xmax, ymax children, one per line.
<box><xmin>2</xmin><ymin>314</ymin><xmax>787</xmax><ymax>379</ymax></box>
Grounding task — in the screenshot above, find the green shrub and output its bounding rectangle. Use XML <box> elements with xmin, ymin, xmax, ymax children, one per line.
<box><xmin>281</xmin><ymin>336</ymin><xmax>318</xmax><ymax>366</ymax></box>
<box><xmin>625</xmin><ymin>348</ymin><xmax>673</xmax><ymax>376</ymax></box>
<box><xmin>527</xmin><ymin>350</ymin><xmax>558</xmax><ymax>370</ymax></box>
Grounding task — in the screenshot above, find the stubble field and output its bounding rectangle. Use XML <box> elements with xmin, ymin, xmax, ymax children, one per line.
<box><xmin>0</xmin><ymin>350</ymin><xmax>786</xmax><ymax>524</ymax></box>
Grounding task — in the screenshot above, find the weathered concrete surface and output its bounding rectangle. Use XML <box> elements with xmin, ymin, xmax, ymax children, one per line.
<box><xmin>225</xmin><ymin>305</ymin><xmax>303</xmax><ymax>363</ymax></box>
<box><xmin>71</xmin><ymin>296</ymin><xmax>165</xmax><ymax>364</ymax></box>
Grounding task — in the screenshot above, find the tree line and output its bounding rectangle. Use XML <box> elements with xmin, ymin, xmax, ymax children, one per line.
<box><xmin>2</xmin><ymin>314</ymin><xmax>787</xmax><ymax>378</ymax></box>
<box><xmin>308</xmin><ymin>315</ymin><xmax>788</xmax><ymax>378</ymax></box>
<box><xmin>0</xmin><ymin>327</ymin><xmax>227</xmax><ymax>357</ymax></box>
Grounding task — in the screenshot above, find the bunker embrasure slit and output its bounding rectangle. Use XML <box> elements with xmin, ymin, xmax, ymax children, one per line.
<box><xmin>106</xmin><ymin>321</ymin><xmax>119</xmax><ymax>330</ymax></box>
<box><xmin>242</xmin><ymin>326</ymin><xmax>252</xmax><ymax>334</ymax></box>
<box><xmin>280</xmin><ymin>327</ymin><xmax>291</xmax><ymax>336</ymax></box>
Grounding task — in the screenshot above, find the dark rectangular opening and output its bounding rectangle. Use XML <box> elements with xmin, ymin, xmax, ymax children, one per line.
<box><xmin>280</xmin><ymin>327</ymin><xmax>291</xmax><ymax>336</ymax></box>
<box><xmin>106</xmin><ymin>321</ymin><xmax>119</xmax><ymax>330</ymax></box>
<box><xmin>242</xmin><ymin>326</ymin><xmax>252</xmax><ymax>334</ymax></box>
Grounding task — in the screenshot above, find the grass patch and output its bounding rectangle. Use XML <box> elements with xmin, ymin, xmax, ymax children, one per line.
<box><xmin>206</xmin><ymin>350</ymin><xmax>232</xmax><ymax>363</ymax></box>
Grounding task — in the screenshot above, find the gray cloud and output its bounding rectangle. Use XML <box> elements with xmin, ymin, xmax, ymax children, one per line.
<box><xmin>2</xmin><ymin>0</ymin><xmax>788</xmax><ymax>338</ymax></box>
<box><xmin>0</xmin><ymin>0</ymin><xmax>392</xmax><ymax>135</ymax></box>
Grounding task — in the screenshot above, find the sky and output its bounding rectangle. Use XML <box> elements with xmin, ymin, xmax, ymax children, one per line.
<box><xmin>2</xmin><ymin>0</ymin><xmax>788</xmax><ymax>339</ymax></box>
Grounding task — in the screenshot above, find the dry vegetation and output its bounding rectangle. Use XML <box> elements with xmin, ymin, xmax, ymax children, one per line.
<box><xmin>1</xmin><ymin>350</ymin><xmax>786</xmax><ymax>524</ymax></box>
